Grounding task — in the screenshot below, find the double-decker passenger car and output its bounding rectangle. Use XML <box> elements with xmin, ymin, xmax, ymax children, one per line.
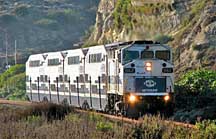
<box><xmin>26</xmin><ymin>40</ymin><xmax>174</xmax><ymax>117</ymax></box>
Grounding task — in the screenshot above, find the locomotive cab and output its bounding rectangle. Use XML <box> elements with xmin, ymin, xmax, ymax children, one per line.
<box><xmin>120</xmin><ymin>41</ymin><xmax>174</xmax><ymax>117</ymax></box>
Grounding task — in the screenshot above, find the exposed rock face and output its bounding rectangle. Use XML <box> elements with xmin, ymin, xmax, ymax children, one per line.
<box><xmin>90</xmin><ymin>0</ymin><xmax>116</xmax><ymax>43</ymax></box>
<box><xmin>89</xmin><ymin>0</ymin><xmax>216</xmax><ymax>75</ymax></box>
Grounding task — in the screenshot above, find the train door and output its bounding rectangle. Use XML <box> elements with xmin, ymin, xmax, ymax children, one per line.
<box><xmin>107</xmin><ymin>49</ymin><xmax>117</xmax><ymax>94</ymax></box>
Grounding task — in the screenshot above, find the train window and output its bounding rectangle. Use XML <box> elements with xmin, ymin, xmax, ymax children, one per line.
<box><xmin>51</xmin><ymin>84</ymin><xmax>56</xmax><ymax>91</ymax></box>
<box><xmin>123</xmin><ymin>50</ymin><xmax>139</xmax><ymax>64</ymax></box>
<box><xmin>79</xmin><ymin>74</ymin><xmax>84</xmax><ymax>83</ymax></box>
<box><xmin>89</xmin><ymin>53</ymin><xmax>102</xmax><ymax>63</ymax></box>
<box><xmin>44</xmin><ymin>75</ymin><xmax>48</xmax><ymax>82</ymax></box>
<box><xmin>29</xmin><ymin>60</ymin><xmax>40</xmax><ymax>67</ymax></box>
<box><xmin>68</xmin><ymin>56</ymin><xmax>80</xmax><ymax>65</ymax></box>
<box><xmin>40</xmin><ymin>75</ymin><xmax>44</xmax><ymax>82</ymax></box>
<box><xmin>59</xmin><ymin>75</ymin><xmax>63</xmax><ymax>82</ymax></box>
<box><xmin>48</xmin><ymin>58</ymin><xmax>60</xmax><ymax>66</ymax></box>
<box><xmin>64</xmin><ymin>75</ymin><xmax>68</xmax><ymax>82</ymax></box>
<box><xmin>80</xmin><ymin>85</ymin><xmax>86</xmax><ymax>93</ymax></box>
<box><xmin>141</xmin><ymin>51</ymin><xmax>154</xmax><ymax>59</ymax></box>
<box><xmin>70</xmin><ymin>85</ymin><xmax>76</xmax><ymax>92</ymax></box>
<box><xmin>31</xmin><ymin>84</ymin><xmax>37</xmax><ymax>90</ymax></box>
<box><xmin>59</xmin><ymin>84</ymin><xmax>68</xmax><ymax>92</ymax></box>
<box><xmin>155</xmin><ymin>51</ymin><xmax>170</xmax><ymax>61</ymax></box>
<box><xmin>40</xmin><ymin>84</ymin><xmax>47</xmax><ymax>91</ymax></box>
<box><xmin>26</xmin><ymin>86</ymin><xmax>30</xmax><ymax>90</ymax></box>
<box><xmin>26</xmin><ymin>75</ymin><xmax>30</xmax><ymax>82</ymax></box>
<box><xmin>92</xmin><ymin>85</ymin><xmax>97</xmax><ymax>93</ymax></box>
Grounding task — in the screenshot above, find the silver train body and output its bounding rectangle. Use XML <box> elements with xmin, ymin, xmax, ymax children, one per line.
<box><xmin>26</xmin><ymin>40</ymin><xmax>174</xmax><ymax>116</ymax></box>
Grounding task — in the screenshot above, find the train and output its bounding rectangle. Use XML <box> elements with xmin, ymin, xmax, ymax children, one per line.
<box><xmin>26</xmin><ymin>40</ymin><xmax>174</xmax><ymax>117</ymax></box>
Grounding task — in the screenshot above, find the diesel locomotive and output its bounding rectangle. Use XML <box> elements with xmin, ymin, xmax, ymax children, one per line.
<box><xmin>26</xmin><ymin>40</ymin><xmax>174</xmax><ymax>117</ymax></box>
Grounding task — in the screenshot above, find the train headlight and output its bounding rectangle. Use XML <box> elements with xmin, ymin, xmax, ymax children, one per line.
<box><xmin>129</xmin><ymin>95</ymin><xmax>137</xmax><ymax>103</ymax></box>
<box><xmin>146</xmin><ymin>67</ymin><xmax>152</xmax><ymax>71</ymax></box>
<box><xmin>164</xmin><ymin>95</ymin><xmax>170</xmax><ymax>101</ymax></box>
<box><xmin>145</xmin><ymin>62</ymin><xmax>152</xmax><ymax>71</ymax></box>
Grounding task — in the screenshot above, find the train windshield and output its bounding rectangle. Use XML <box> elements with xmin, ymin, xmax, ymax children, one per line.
<box><xmin>141</xmin><ymin>51</ymin><xmax>154</xmax><ymax>59</ymax></box>
<box><xmin>155</xmin><ymin>50</ymin><xmax>170</xmax><ymax>61</ymax></box>
<box><xmin>123</xmin><ymin>50</ymin><xmax>139</xmax><ymax>64</ymax></box>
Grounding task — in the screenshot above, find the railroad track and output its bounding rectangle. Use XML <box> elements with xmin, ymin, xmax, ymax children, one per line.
<box><xmin>0</xmin><ymin>99</ymin><xmax>195</xmax><ymax>128</ymax></box>
<box><xmin>0</xmin><ymin>99</ymin><xmax>33</xmax><ymax>106</ymax></box>
<box><xmin>76</xmin><ymin>109</ymin><xmax>195</xmax><ymax>128</ymax></box>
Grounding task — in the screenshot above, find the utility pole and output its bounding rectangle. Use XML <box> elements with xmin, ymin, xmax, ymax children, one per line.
<box><xmin>14</xmin><ymin>40</ymin><xmax>17</xmax><ymax>65</ymax></box>
<box><xmin>4</xmin><ymin>30</ymin><xmax>9</xmax><ymax>95</ymax></box>
<box><xmin>5</xmin><ymin>31</ymin><xmax>8</xmax><ymax>69</ymax></box>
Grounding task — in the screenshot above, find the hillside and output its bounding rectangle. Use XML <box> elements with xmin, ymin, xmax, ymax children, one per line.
<box><xmin>0</xmin><ymin>64</ymin><xmax>25</xmax><ymax>100</ymax></box>
<box><xmin>0</xmin><ymin>0</ymin><xmax>99</xmax><ymax>71</ymax></box>
<box><xmin>88</xmin><ymin>0</ymin><xmax>216</xmax><ymax>75</ymax></box>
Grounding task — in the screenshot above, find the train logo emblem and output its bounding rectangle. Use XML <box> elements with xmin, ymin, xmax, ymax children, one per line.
<box><xmin>144</xmin><ymin>80</ymin><xmax>156</xmax><ymax>88</ymax></box>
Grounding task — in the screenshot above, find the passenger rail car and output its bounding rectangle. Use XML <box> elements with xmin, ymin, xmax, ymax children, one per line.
<box><xmin>26</xmin><ymin>40</ymin><xmax>174</xmax><ymax>117</ymax></box>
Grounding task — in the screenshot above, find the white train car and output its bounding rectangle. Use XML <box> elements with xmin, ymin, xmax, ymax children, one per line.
<box><xmin>26</xmin><ymin>40</ymin><xmax>174</xmax><ymax>117</ymax></box>
<box><xmin>26</xmin><ymin>53</ymin><xmax>47</xmax><ymax>101</ymax></box>
<box><xmin>63</xmin><ymin>49</ymin><xmax>86</xmax><ymax>107</ymax></box>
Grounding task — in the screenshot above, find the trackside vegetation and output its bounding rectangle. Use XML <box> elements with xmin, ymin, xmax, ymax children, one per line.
<box><xmin>175</xmin><ymin>69</ymin><xmax>216</xmax><ymax>95</ymax></box>
<box><xmin>174</xmin><ymin>69</ymin><xmax>216</xmax><ymax>123</ymax></box>
<box><xmin>0</xmin><ymin>103</ymin><xmax>216</xmax><ymax>139</ymax></box>
<box><xmin>0</xmin><ymin>64</ymin><xmax>26</xmax><ymax>100</ymax></box>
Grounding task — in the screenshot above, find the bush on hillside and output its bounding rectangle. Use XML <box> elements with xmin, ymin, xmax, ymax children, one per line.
<box><xmin>47</xmin><ymin>9</ymin><xmax>80</xmax><ymax>24</ymax></box>
<box><xmin>113</xmin><ymin>0</ymin><xmax>132</xmax><ymax>29</ymax></box>
<box><xmin>154</xmin><ymin>34</ymin><xmax>173</xmax><ymax>44</ymax></box>
<box><xmin>0</xmin><ymin>64</ymin><xmax>25</xmax><ymax>88</ymax></box>
<box><xmin>0</xmin><ymin>64</ymin><xmax>26</xmax><ymax>100</ymax></box>
<box><xmin>175</xmin><ymin>69</ymin><xmax>216</xmax><ymax>95</ymax></box>
<box><xmin>14</xmin><ymin>5</ymin><xmax>29</xmax><ymax>17</ymax></box>
<box><xmin>34</xmin><ymin>18</ymin><xmax>58</xmax><ymax>29</ymax></box>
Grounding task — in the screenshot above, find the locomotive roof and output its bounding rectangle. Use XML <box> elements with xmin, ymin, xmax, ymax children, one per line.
<box><xmin>104</xmin><ymin>40</ymin><xmax>171</xmax><ymax>50</ymax></box>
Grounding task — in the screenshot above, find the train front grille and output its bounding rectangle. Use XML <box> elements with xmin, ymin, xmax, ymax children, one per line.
<box><xmin>135</xmin><ymin>77</ymin><xmax>166</xmax><ymax>93</ymax></box>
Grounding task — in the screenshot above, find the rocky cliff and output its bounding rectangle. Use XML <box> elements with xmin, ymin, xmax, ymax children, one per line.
<box><xmin>89</xmin><ymin>0</ymin><xmax>216</xmax><ymax>75</ymax></box>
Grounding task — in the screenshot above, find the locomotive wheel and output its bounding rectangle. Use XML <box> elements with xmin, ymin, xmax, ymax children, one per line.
<box><xmin>82</xmin><ymin>100</ymin><xmax>90</xmax><ymax>110</ymax></box>
<box><xmin>125</xmin><ymin>105</ymin><xmax>140</xmax><ymax>119</ymax></box>
<box><xmin>161</xmin><ymin>102</ymin><xmax>174</xmax><ymax>117</ymax></box>
<box><xmin>42</xmin><ymin>97</ymin><xmax>49</xmax><ymax>103</ymax></box>
<box><xmin>61</xmin><ymin>98</ymin><xmax>69</xmax><ymax>106</ymax></box>
<box><xmin>104</xmin><ymin>104</ymin><xmax>112</xmax><ymax>114</ymax></box>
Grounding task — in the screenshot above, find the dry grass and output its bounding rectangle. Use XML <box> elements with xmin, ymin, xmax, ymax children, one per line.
<box><xmin>0</xmin><ymin>103</ymin><xmax>215</xmax><ymax>139</ymax></box>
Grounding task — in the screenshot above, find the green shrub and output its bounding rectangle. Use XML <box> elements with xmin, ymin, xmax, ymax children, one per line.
<box><xmin>26</xmin><ymin>115</ymin><xmax>43</xmax><ymax>124</ymax></box>
<box><xmin>47</xmin><ymin>9</ymin><xmax>79</xmax><ymax>24</ymax></box>
<box><xmin>191</xmin><ymin>0</ymin><xmax>207</xmax><ymax>16</ymax></box>
<box><xmin>89</xmin><ymin>113</ymin><xmax>104</xmax><ymax>122</ymax></box>
<box><xmin>113</xmin><ymin>0</ymin><xmax>132</xmax><ymax>30</ymax></box>
<box><xmin>154</xmin><ymin>34</ymin><xmax>173</xmax><ymax>44</ymax></box>
<box><xmin>0</xmin><ymin>65</ymin><xmax>26</xmax><ymax>100</ymax></box>
<box><xmin>47</xmin><ymin>9</ymin><xmax>77</xmax><ymax>19</ymax></box>
<box><xmin>30</xmin><ymin>103</ymin><xmax>72</xmax><ymax>121</ymax></box>
<box><xmin>96</xmin><ymin>121</ymin><xmax>113</xmax><ymax>132</ymax></box>
<box><xmin>196</xmin><ymin>120</ymin><xmax>216</xmax><ymax>138</ymax></box>
<box><xmin>14</xmin><ymin>5</ymin><xmax>29</xmax><ymax>16</ymax></box>
<box><xmin>175</xmin><ymin>69</ymin><xmax>216</xmax><ymax>95</ymax></box>
<box><xmin>34</xmin><ymin>18</ymin><xmax>58</xmax><ymax>29</ymax></box>
<box><xmin>65</xmin><ymin>113</ymin><xmax>81</xmax><ymax>122</ymax></box>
